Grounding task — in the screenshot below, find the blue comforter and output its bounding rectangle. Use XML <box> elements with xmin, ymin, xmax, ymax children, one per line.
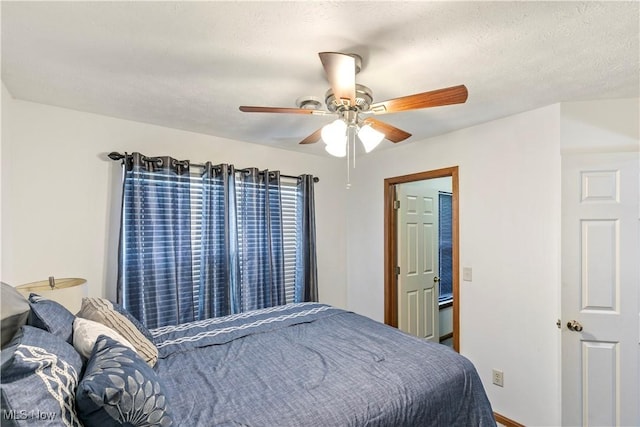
<box><xmin>153</xmin><ymin>303</ymin><xmax>496</xmax><ymax>426</ymax></box>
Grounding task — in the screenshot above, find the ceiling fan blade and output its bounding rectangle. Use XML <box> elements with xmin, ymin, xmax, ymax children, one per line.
<box><xmin>299</xmin><ymin>128</ymin><xmax>323</xmax><ymax>145</ymax></box>
<box><xmin>239</xmin><ymin>106</ymin><xmax>329</xmax><ymax>115</ymax></box>
<box><xmin>319</xmin><ymin>52</ymin><xmax>356</xmax><ymax>106</ymax></box>
<box><xmin>370</xmin><ymin>85</ymin><xmax>468</xmax><ymax>115</ymax></box>
<box><xmin>362</xmin><ymin>118</ymin><xmax>411</xmax><ymax>143</ymax></box>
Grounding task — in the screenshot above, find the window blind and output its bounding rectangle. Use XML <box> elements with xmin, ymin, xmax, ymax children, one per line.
<box><xmin>122</xmin><ymin>171</ymin><xmax>299</xmax><ymax>326</ymax></box>
<box><xmin>280</xmin><ymin>181</ymin><xmax>298</xmax><ymax>304</ymax></box>
<box><xmin>438</xmin><ymin>192</ymin><xmax>453</xmax><ymax>303</ymax></box>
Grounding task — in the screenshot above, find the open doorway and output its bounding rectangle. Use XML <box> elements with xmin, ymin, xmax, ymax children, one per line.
<box><xmin>383</xmin><ymin>167</ymin><xmax>459</xmax><ymax>352</ymax></box>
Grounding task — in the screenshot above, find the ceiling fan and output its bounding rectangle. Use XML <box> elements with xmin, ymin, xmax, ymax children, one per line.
<box><xmin>239</xmin><ymin>52</ymin><xmax>468</xmax><ymax>157</ymax></box>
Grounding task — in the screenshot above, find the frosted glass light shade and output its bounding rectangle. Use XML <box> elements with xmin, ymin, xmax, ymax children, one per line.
<box><xmin>321</xmin><ymin>119</ymin><xmax>347</xmax><ymax>146</ymax></box>
<box><xmin>322</xmin><ymin>119</ymin><xmax>348</xmax><ymax>157</ymax></box>
<box><xmin>357</xmin><ymin>124</ymin><xmax>385</xmax><ymax>153</ymax></box>
<box><xmin>325</xmin><ymin>139</ymin><xmax>347</xmax><ymax>157</ymax></box>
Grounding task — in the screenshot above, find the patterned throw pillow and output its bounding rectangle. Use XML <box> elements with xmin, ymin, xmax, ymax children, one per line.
<box><xmin>76</xmin><ymin>335</ymin><xmax>173</xmax><ymax>427</ymax></box>
<box><xmin>77</xmin><ymin>297</ymin><xmax>158</xmax><ymax>366</ymax></box>
<box><xmin>27</xmin><ymin>294</ymin><xmax>75</xmax><ymax>344</ymax></box>
<box><xmin>1</xmin><ymin>326</ymin><xmax>83</xmax><ymax>426</ymax></box>
<box><xmin>110</xmin><ymin>300</ymin><xmax>155</xmax><ymax>343</ymax></box>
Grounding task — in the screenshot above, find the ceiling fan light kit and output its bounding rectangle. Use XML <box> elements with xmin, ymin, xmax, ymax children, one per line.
<box><xmin>357</xmin><ymin>124</ymin><xmax>385</xmax><ymax>153</ymax></box>
<box><xmin>321</xmin><ymin>119</ymin><xmax>347</xmax><ymax>157</ymax></box>
<box><xmin>239</xmin><ymin>51</ymin><xmax>468</xmax><ymax>158</ymax></box>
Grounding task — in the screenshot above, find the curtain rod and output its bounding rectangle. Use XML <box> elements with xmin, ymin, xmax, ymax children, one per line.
<box><xmin>108</xmin><ymin>152</ymin><xmax>319</xmax><ymax>183</ymax></box>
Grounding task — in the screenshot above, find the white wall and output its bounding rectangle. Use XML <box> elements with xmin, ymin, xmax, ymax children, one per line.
<box><xmin>439</xmin><ymin>305</ymin><xmax>453</xmax><ymax>338</ymax></box>
<box><xmin>1</xmin><ymin>84</ymin><xmax>348</xmax><ymax>309</ymax></box>
<box><xmin>560</xmin><ymin>98</ymin><xmax>639</xmax><ymax>153</ymax></box>
<box><xmin>346</xmin><ymin>104</ymin><xmax>563</xmax><ymax>426</ymax></box>
<box><xmin>0</xmin><ymin>84</ymin><xmax>8</xmax><ymax>282</ymax></box>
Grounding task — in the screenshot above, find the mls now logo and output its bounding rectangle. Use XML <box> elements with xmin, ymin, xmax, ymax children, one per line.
<box><xmin>3</xmin><ymin>410</ymin><xmax>57</xmax><ymax>421</ymax></box>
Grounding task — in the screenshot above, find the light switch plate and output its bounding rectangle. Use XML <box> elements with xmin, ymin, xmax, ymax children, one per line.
<box><xmin>463</xmin><ymin>267</ymin><xmax>473</xmax><ymax>282</ymax></box>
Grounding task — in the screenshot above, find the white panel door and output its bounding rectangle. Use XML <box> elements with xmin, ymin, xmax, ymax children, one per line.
<box><xmin>562</xmin><ymin>152</ymin><xmax>639</xmax><ymax>426</ymax></box>
<box><xmin>397</xmin><ymin>182</ymin><xmax>439</xmax><ymax>342</ymax></box>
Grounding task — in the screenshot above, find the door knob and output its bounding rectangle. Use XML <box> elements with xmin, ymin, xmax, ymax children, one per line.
<box><xmin>567</xmin><ymin>320</ymin><xmax>583</xmax><ymax>332</ymax></box>
<box><xmin>433</xmin><ymin>276</ymin><xmax>440</xmax><ymax>283</ymax></box>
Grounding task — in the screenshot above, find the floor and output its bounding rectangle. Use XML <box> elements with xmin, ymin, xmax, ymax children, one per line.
<box><xmin>440</xmin><ymin>337</ymin><xmax>453</xmax><ymax>348</ymax></box>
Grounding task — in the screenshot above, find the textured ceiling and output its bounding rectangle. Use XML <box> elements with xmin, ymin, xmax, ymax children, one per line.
<box><xmin>2</xmin><ymin>1</ymin><xmax>638</xmax><ymax>156</ymax></box>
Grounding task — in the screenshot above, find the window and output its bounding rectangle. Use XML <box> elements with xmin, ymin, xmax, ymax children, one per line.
<box><xmin>187</xmin><ymin>176</ymin><xmax>299</xmax><ymax>309</ymax></box>
<box><xmin>120</xmin><ymin>161</ymin><xmax>312</xmax><ymax>328</ymax></box>
<box><xmin>280</xmin><ymin>182</ymin><xmax>298</xmax><ymax>303</ymax></box>
<box><xmin>438</xmin><ymin>192</ymin><xmax>453</xmax><ymax>303</ymax></box>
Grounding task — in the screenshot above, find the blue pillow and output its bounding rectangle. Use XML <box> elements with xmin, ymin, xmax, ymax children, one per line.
<box><xmin>1</xmin><ymin>283</ymin><xmax>30</xmax><ymax>348</ymax></box>
<box><xmin>76</xmin><ymin>335</ymin><xmax>173</xmax><ymax>426</ymax></box>
<box><xmin>27</xmin><ymin>294</ymin><xmax>75</xmax><ymax>344</ymax></box>
<box><xmin>1</xmin><ymin>325</ymin><xmax>83</xmax><ymax>426</ymax></box>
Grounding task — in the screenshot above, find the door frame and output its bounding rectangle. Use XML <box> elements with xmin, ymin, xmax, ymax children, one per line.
<box><xmin>383</xmin><ymin>166</ymin><xmax>460</xmax><ymax>352</ymax></box>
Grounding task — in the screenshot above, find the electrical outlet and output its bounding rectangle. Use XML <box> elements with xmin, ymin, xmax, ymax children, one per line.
<box><xmin>492</xmin><ymin>369</ymin><xmax>504</xmax><ymax>387</ymax></box>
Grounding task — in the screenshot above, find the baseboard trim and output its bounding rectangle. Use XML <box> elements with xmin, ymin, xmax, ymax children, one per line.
<box><xmin>494</xmin><ymin>412</ymin><xmax>525</xmax><ymax>427</ymax></box>
<box><xmin>439</xmin><ymin>332</ymin><xmax>453</xmax><ymax>343</ymax></box>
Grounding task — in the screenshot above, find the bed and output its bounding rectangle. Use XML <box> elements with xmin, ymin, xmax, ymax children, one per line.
<box><xmin>1</xmin><ymin>283</ymin><xmax>496</xmax><ymax>426</ymax></box>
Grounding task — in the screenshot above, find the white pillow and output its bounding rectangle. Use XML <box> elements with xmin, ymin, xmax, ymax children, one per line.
<box><xmin>72</xmin><ymin>317</ymin><xmax>136</xmax><ymax>359</ymax></box>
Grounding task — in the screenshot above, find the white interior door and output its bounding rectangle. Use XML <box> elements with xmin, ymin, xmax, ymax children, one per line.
<box><xmin>397</xmin><ymin>182</ymin><xmax>439</xmax><ymax>342</ymax></box>
<box><xmin>561</xmin><ymin>152</ymin><xmax>639</xmax><ymax>426</ymax></box>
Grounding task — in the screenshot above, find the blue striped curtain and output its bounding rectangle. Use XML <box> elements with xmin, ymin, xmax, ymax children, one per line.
<box><xmin>117</xmin><ymin>153</ymin><xmax>195</xmax><ymax>328</ymax></box>
<box><xmin>198</xmin><ymin>163</ymin><xmax>239</xmax><ymax>319</ymax></box>
<box><xmin>295</xmin><ymin>175</ymin><xmax>318</xmax><ymax>302</ymax></box>
<box><xmin>197</xmin><ymin>165</ymin><xmax>285</xmax><ymax>316</ymax></box>
<box><xmin>236</xmin><ymin>169</ymin><xmax>285</xmax><ymax>312</ymax></box>
<box><xmin>117</xmin><ymin>154</ymin><xmax>313</xmax><ymax>328</ymax></box>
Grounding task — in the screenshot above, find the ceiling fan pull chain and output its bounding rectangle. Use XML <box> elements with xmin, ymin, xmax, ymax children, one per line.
<box><xmin>346</xmin><ymin>128</ymin><xmax>351</xmax><ymax>190</ymax></box>
<box><xmin>351</xmin><ymin>126</ymin><xmax>356</xmax><ymax>170</ymax></box>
